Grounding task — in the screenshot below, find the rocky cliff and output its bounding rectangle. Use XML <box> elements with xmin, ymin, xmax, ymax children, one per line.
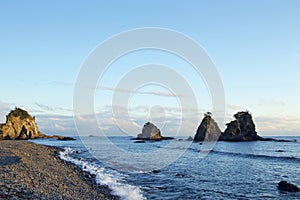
<box><xmin>194</xmin><ymin>111</ymin><xmax>260</xmax><ymax>142</ymax></box>
<box><xmin>194</xmin><ymin>112</ymin><xmax>222</xmax><ymax>142</ymax></box>
<box><xmin>0</xmin><ymin>108</ymin><xmax>75</xmax><ymax>140</ymax></box>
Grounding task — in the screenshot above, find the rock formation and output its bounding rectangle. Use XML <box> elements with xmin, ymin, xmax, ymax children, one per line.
<box><xmin>277</xmin><ymin>181</ymin><xmax>300</xmax><ymax>192</ymax></box>
<box><xmin>136</xmin><ymin>122</ymin><xmax>173</xmax><ymax>141</ymax></box>
<box><xmin>0</xmin><ymin>108</ymin><xmax>75</xmax><ymax>140</ymax></box>
<box><xmin>194</xmin><ymin>111</ymin><xmax>297</xmax><ymax>142</ymax></box>
<box><xmin>185</xmin><ymin>136</ymin><xmax>193</xmax><ymax>141</ymax></box>
<box><xmin>194</xmin><ymin>111</ymin><xmax>262</xmax><ymax>142</ymax></box>
<box><xmin>221</xmin><ymin>111</ymin><xmax>259</xmax><ymax>141</ymax></box>
<box><xmin>137</xmin><ymin>122</ymin><xmax>162</xmax><ymax>140</ymax></box>
<box><xmin>194</xmin><ymin>112</ymin><xmax>221</xmax><ymax>142</ymax></box>
<box><xmin>0</xmin><ymin>108</ymin><xmax>44</xmax><ymax>140</ymax></box>
<box><xmin>57</xmin><ymin>136</ymin><xmax>76</xmax><ymax>141</ymax></box>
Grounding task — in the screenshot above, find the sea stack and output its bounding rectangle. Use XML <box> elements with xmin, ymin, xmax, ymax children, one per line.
<box><xmin>194</xmin><ymin>111</ymin><xmax>261</xmax><ymax>142</ymax></box>
<box><xmin>0</xmin><ymin>107</ymin><xmax>75</xmax><ymax>140</ymax></box>
<box><xmin>0</xmin><ymin>108</ymin><xmax>45</xmax><ymax>140</ymax></box>
<box><xmin>136</xmin><ymin>122</ymin><xmax>174</xmax><ymax>141</ymax></box>
<box><xmin>194</xmin><ymin>112</ymin><xmax>222</xmax><ymax>142</ymax></box>
<box><xmin>137</xmin><ymin>122</ymin><xmax>163</xmax><ymax>140</ymax></box>
<box><xmin>221</xmin><ymin>111</ymin><xmax>259</xmax><ymax>141</ymax></box>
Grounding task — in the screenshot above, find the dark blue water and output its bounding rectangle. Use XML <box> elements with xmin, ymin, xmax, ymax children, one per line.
<box><xmin>32</xmin><ymin>136</ymin><xmax>300</xmax><ymax>200</ymax></box>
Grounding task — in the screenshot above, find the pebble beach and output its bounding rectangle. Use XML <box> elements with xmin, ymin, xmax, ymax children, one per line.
<box><xmin>0</xmin><ymin>140</ymin><xmax>117</xmax><ymax>200</ymax></box>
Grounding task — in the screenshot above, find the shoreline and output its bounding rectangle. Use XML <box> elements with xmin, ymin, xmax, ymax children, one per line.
<box><xmin>0</xmin><ymin>140</ymin><xmax>118</xmax><ymax>200</ymax></box>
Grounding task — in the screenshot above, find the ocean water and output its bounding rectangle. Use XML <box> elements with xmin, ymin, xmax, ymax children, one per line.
<box><xmin>32</xmin><ymin>136</ymin><xmax>300</xmax><ymax>200</ymax></box>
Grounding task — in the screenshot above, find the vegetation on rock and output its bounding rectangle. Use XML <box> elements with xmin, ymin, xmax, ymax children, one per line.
<box><xmin>221</xmin><ymin>111</ymin><xmax>258</xmax><ymax>141</ymax></box>
<box><xmin>194</xmin><ymin>112</ymin><xmax>222</xmax><ymax>142</ymax></box>
<box><xmin>194</xmin><ymin>111</ymin><xmax>259</xmax><ymax>142</ymax></box>
<box><xmin>0</xmin><ymin>107</ymin><xmax>75</xmax><ymax>141</ymax></box>
<box><xmin>7</xmin><ymin>107</ymin><xmax>33</xmax><ymax>120</ymax></box>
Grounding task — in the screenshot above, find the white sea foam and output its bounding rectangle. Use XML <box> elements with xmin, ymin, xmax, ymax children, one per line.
<box><xmin>59</xmin><ymin>147</ymin><xmax>146</xmax><ymax>200</ymax></box>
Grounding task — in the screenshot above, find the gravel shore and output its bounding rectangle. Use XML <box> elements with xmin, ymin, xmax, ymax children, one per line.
<box><xmin>0</xmin><ymin>140</ymin><xmax>118</xmax><ymax>200</ymax></box>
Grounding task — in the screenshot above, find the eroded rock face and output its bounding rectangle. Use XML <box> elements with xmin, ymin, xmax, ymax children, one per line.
<box><xmin>194</xmin><ymin>113</ymin><xmax>222</xmax><ymax>142</ymax></box>
<box><xmin>137</xmin><ymin>122</ymin><xmax>163</xmax><ymax>140</ymax></box>
<box><xmin>0</xmin><ymin>108</ymin><xmax>75</xmax><ymax>141</ymax></box>
<box><xmin>194</xmin><ymin>111</ymin><xmax>262</xmax><ymax>142</ymax></box>
<box><xmin>0</xmin><ymin>108</ymin><xmax>44</xmax><ymax>140</ymax></box>
<box><xmin>221</xmin><ymin>111</ymin><xmax>259</xmax><ymax>141</ymax></box>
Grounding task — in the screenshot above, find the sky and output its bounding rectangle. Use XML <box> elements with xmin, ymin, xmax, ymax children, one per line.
<box><xmin>0</xmin><ymin>0</ymin><xmax>299</xmax><ymax>136</ymax></box>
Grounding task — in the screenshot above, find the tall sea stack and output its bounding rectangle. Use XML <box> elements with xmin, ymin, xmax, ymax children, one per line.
<box><xmin>194</xmin><ymin>112</ymin><xmax>222</xmax><ymax>142</ymax></box>
<box><xmin>194</xmin><ymin>111</ymin><xmax>260</xmax><ymax>142</ymax></box>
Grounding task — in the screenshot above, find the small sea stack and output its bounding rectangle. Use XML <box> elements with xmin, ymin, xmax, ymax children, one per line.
<box><xmin>194</xmin><ymin>112</ymin><xmax>222</xmax><ymax>142</ymax></box>
<box><xmin>277</xmin><ymin>181</ymin><xmax>300</xmax><ymax>192</ymax></box>
<box><xmin>136</xmin><ymin>122</ymin><xmax>173</xmax><ymax>141</ymax></box>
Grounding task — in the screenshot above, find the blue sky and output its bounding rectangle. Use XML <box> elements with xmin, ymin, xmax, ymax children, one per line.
<box><xmin>0</xmin><ymin>0</ymin><xmax>299</xmax><ymax>136</ymax></box>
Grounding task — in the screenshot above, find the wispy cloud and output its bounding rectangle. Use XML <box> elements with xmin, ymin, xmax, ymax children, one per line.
<box><xmin>257</xmin><ymin>98</ymin><xmax>285</xmax><ymax>107</ymax></box>
<box><xmin>51</xmin><ymin>80</ymin><xmax>189</xmax><ymax>98</ymax></box>
<box><xmin>0</xmin><ymin>100</ymin><xmax>12</xmax><ymax>111</ymax></box>
<box><xmin>35</xmin><ymin>102</ymin><xmax>72</xmax><ymax>112</ymax></box>
<box><xmin>254</xmin><ymin>115</ymin><xmax>300</xmax><ymax>135</ymax></box>
<box><xmin>96</xmin><ymin>85</ymin><xmax>188</xmax><ymax>98</ymax></box>
<box><xmin>0</xmin><ymin>100</ymin><xmax>14</xmax><ymax>122</ymax></box>
<box><xmin>35</xmin><ymin>114</ymin><xmax>76</xmax><ymax>135</ymax></box>
<box><xmin>35</xmin><ymin>102</ymin><xmax>55</xmax><ymax>111</ymax></box>
<box><xmin>227</xmin><ymin>104</ymin><xmax>246</xmax><ymax>111</ymax></box>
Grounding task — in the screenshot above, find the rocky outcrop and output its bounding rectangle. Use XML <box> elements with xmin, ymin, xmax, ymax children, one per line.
<box><xmin>194</xmin><ymin>112</ymin><xmax>221</xmax><ymax>142</ymax></box>
<box><xmin>57</xmin><ymin>136</ymin><xmax>76</xmax><ymax>141</ymax></box>
<box><xmin>0</xmin><ymin>108</ymin><xmax>75</xmax><ymax>141</ymax></box>
<box><xmin>185</xmin><ymin>136</ymin><xmax>193</xmax><ymax>141</ymax></box>
<box><xmin>221</xmin><ymin>111</ymin><xmax>259</xmax><ymax>141</ymax></box>
<box><xmin>0</xmin><ymin>108</ymin><xmax>44</xmax><ymax>140</ymax></box>
<box><xmin>277</xmin><ymin>181</ymin><xmax>300</xmax><ymax>192</ymax></box>
<box><xmin>136</xmin><ymin>122</ymin><xmax>173</xmax><ymax>141</ymax></box>
<box><xmin>194</xmin><ymin>111</ymin><xmax>262</xmax><ymax>142</ymax></box>
<box><xmin>137</xmin><ymin>122</ymin><xmax>162</xmax><ymax>140</ymax></box>
<box><xmin>194</xmin><ymin>111</ymin><xmax>297</xmax><ymax>142</ymax></box>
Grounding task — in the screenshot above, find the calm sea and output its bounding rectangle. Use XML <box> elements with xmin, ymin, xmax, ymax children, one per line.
<box><xmin>32</xmin><ymin>136</ymin><xmax>300</xmax><ymax>200</ymax></box>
